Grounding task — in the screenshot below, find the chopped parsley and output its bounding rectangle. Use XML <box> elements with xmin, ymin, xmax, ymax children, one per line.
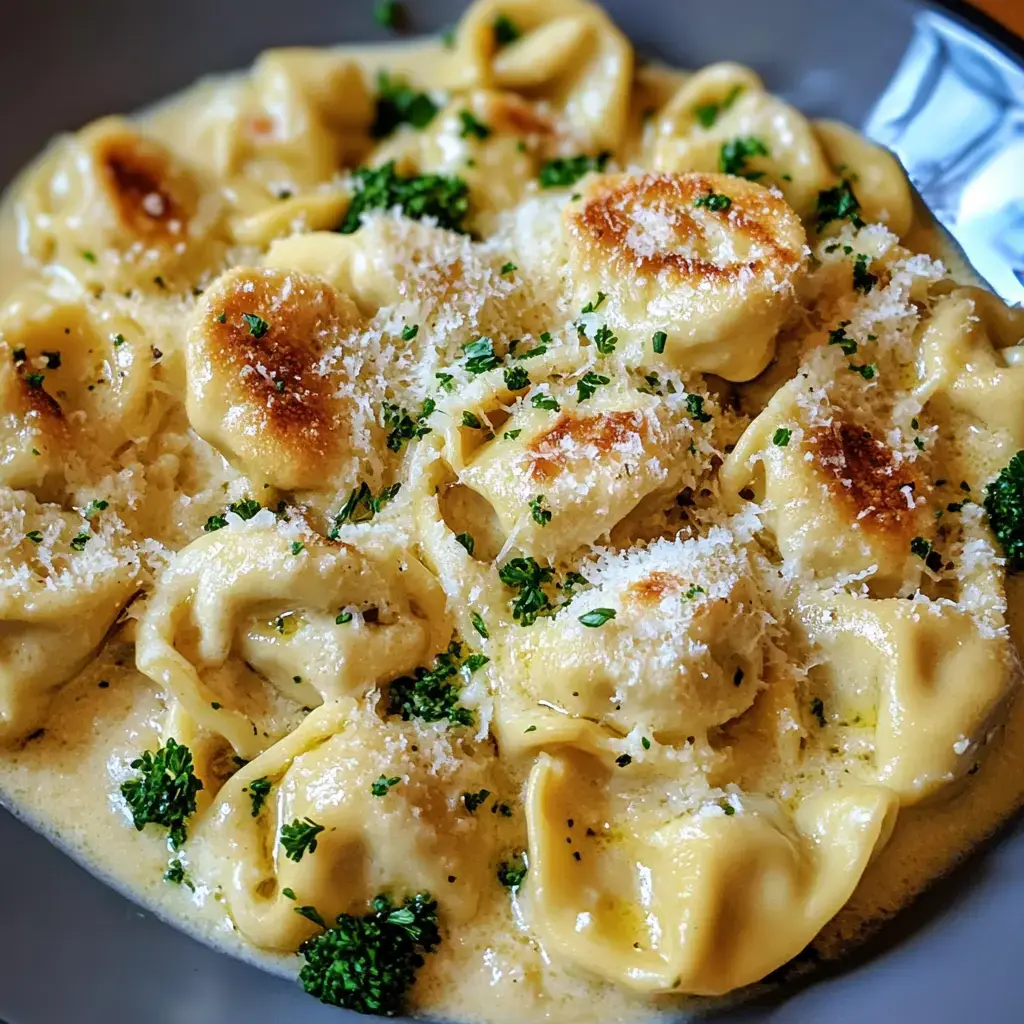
<box><xmin>463</xmin><ymin>336</ymin><xmax>501</xmax><ymax>375</ymax></box>
<box><xmin>615</xmin><ymin>753</ymin><xmax>632</xmax><ymax>767</ymax></box>
<box><xmin>25</xmin><ymin>530</ymin><xmax>43</xmax><ymax>544</ymax></box>
<box><xmin>503</xmin><ymin>365</ymin><xmax>530</xmax><ymax>390</ymax></box>
<box><xmin>401</xmin><ymin>323</ymin><xmax>419</xmax><ymax>341</ymax></box>
<box><xmin>592</xmin><ymin>325</ymin><xmax>618</xmax><ymax>355</ymax></box>
<box><xmin>280</xmin><ymin>817</ymin><xmax>325</xmax><ymax>862</ymax></box>
<box><xmin>815</xmin><ymin>179</ymin><xmax>864</xmax><ymax>230</ymax></box>
<box><xmin>685</xmin><ymin>393</ymin><xmax>712</xmax><ymax>423</ymax></box>
<box><xmin>462</xmin><ymin>789</ymin><xmax>491</xmax><ymax>813</ymax></box>
<box><xmin>458</xmin><ymin>109</ymin><xmax>492</xmax><ymax>140</ymax></box>
<box><xmin>24</xmin><ymin>372</ymin><xmax>45</xmax><ymax>389</ymax></box>
<box><xmin>503</xmin><ymin>428</ymin><xmax>522</xmax><ymax>440</ymax></box>
<box><xmin>984</xmin><ymin>452</ymin><xmax>1024</xmax><ymax>571</ymax></box>
<box><xmin>435</xmin><ymin>371</ymin><xmax>455</xmax><ymax>391</ymax></box>
<box><xmin>371</xmin><ymin>71</ymin><xmax>439</xmax><ymax>138</ymax></box>
<box><xmin>330</xmin><ymin>481</ymin><xmax>401</xmax><ymax>534</ymax></box>
<box><xmin>497</xmin><ymin>852</ymin><xmax>528</xmax><ymax>890</ymax></box>
<box><xmin>241</xmin><ymin>313</ymin><xmax>270</xmax><ymax>339</ymax></box>
<box><xmin>298</xmin><ymin>892</ymin><xmax>440</xmax><ymax>1015</ymax></box>
<box><xmin>492</xmin><ymin>13</ymin><xmax>520</xmax><ymax>46</ymax></box>
<box><xmin>579</xmin><ymin>607</ymin><xmax>616</xmax><ymax>628</ymax></box>
<box><xmin>336</xmin><ymin>611</ymin><xmax>353</xmax><ymax>625</ymax></box>
<box><xmin>500</xmin><ymin>261</ymin><xmax>517</xmax><ymax>275</ymax></box>
<box><xmin>531</xmin><ymin>392</ymin><xmax>560</xmax><ymax>412</ymax></box>
<box><xmin>538</xmin><ymin>152</ymin><xmax>610</xmax><ymax>189</ymax></box>
<box><xmin>693</xmin><ymin>191</ymin><xmax>732</xmax><ymax>212</ymax></box>
<box><xmin>388</xmin><ymin>641</ymin><xmax>484</xmax><ymax>727</ymax></box>
<box><xmin>455</xmin><ymin>532</ymin><xmax>475</xmax><ymax>555</ymax></box>
<box><xmin>164</xmin><ymin>859</ymin><xmax>194</xmax><ymax>890</ymax></box>
<box><xmin>371</xmin><ymin>775</ymin><xmax>402</xmax><ymax>797</ymax></box>
<box><xmin>470</xmin><ymin>611</ymin><xmax>489</xmax><ymax>638</ymax></box>
<box><xmin>580</xmin><ymin>292</ymin><xmax>607</xmax><ymax>315</ymax></box>
<box><xmin>852</xmin><ymin>253</ymin><xmax>877</xmax><ymax>293</ymax></box>
<box><xmin>719</xmin><ymin>136</ymin><xmax>769</xmax><ymax>177</ymax></box>
<box><xmin>772</xmin><ymin>427</ymin><xmax>792</xmax><ymax>447</ymax></box>
<box><xmin>827</xmin><ymin>320</ymin><xmax>857</xmax><ymax>355</ymax></box>
<box><xmin>910</xmin><ymin>535</ymin><xmax>943</xmax><ymax>571</ymax></box>
<box><xmin>248</xmin><ymin>777</ymin><xmax>272</xmax><ymax>817</ymax></box>
<box><xmin>498</xmin><ymin>556</ymin><xmax>554</xmax><ymax>625</ymax></box>
<box><xmin>383</xmin><ymin>397</ymin><xmax>435</xmax><ymax>451</ymax></box>
<box><xmin>461</xmin><ymin>411</ymin><xmax>483</xmax><ymax>429</ymax></box>
<box><xmin>291</xmin><ymin>541</ymin><xmax>305</xmax><ymax>556</ymax></box>
<box><xmin>339</xmin><ymin>162</ymin><xmax>469</xmax><ymax>235</ymax></box>
<box><xmin>373</xmin><ymin>0</ymin><xmax>402</xmax><ymax>29</ymax></box>
<box><xmin>652</xmin><ymin>330</ymin><xmax>667</xmax><ymax>354</ymax></box>
<box><xmin>203</xmin><ymin>497</ymin><xmax>265</xmax><ymax>532</ymax></box>
<box><xmin>120</xmin><ymin>738</ymin><xmax>203</xmax><ymax>849</ymax></box>
<box><xmin>849</xmin><ymin>363</ymin><xmax>877</xmax><ymax>380</ymax></box>
<box><xmin>561</xmin><ymin>571</ymin><xmax>589</xmax><ymax>597</ymax></box>
<box><xmin>70</xmin><ymin>531</ymin><xmax>90</xmax><ymax>551</ymax></box>
<box><xmin>529</xmin><ymin>494</ymin><xmax>552</xmax><ymax>527</ymax></box>
<box><xmin>576</xmin><ymin>371</ymin><xmax>609</xmax><ymax>403</ymax></box>
<box><xmin>692</xmin><ymin>84</ymin><xmax>743</xmax><ymax>128</ymax></box>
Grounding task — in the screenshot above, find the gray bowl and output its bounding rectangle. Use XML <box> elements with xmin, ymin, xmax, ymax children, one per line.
<box><xmin>1</xmin><ymin>2</ymin><xmax>1023</xmax><ymax>1022</ymax></box>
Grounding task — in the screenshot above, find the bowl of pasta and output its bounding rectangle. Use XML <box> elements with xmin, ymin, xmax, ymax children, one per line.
<box><xmin>1</xmin><ymin>0</ymin><xmax>1023</xmax><ymax>1022</ymax></box>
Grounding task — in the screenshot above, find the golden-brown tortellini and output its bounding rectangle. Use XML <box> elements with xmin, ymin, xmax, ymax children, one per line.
<box><xmin>525</xmin><ymin>750</ymin><xmax>897</xmax><ymax>994</ymax></box>
<box><xmin>17</xmin><ymin>117</ymin><xmax>225</xmax><ymax>291</ymax></box>
<box><xmin>512</xmin><ymin>525</ymin><xmax>770</xmax><ymax>741</ymax></box>
<box><xmin>0</xmin><ymin>286</ymin><xmax>163</xmax><ymax>485</ymax></box>
<box><xmin>186</xmin><ymin>266</ymin><xmax>364</xmax><ymax>491</ymax></box>
<box><xmin>564</xmin><ymin>172</ymin><xmax>806</xmax><ymax>381</ymax></box>
<box><xmin>722</xmin><ymin>378</ymin><xmax>927</xmax><ymax>589</ymax></box>
<box><xmin>192</xmin><ymin>698</ymin><xmax>496</xmax><ymax>950</ymax></box>
<box><xmin>451</xmin><ymin>372</ymin><xmax>709</xmax><ymax>561</ymax></box>
<box><xmin>265</xmin><ymin>219</ymin><xmax>535</xmax><ymax>363</ymax></box>
<box><xmin>450</xmin><ymin>0</ymin><xmax>633</xmax><ymax>151</ymax></box>
<box><xmin>651</xmin><ymin>63</ymin><xmax>833</xmax><ymax>219</ymax></box>
<box><xmin>0</xmin><ymin>492</ymin><xmax>139</xmax><ymax>744</ymax></box>
<box><xmin>136</xmin><ymin>522</ymin><xmax>451</xmax><ymax>759</ymax></box>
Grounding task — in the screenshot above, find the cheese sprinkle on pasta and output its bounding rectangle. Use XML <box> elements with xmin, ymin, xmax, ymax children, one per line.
<box><xmin>1</xmin><ymin>1</ymin><xmax>1024</xmax><ymax>1020</ymax></box>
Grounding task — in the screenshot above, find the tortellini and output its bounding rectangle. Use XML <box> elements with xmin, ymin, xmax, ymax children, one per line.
<box><xmin>0</xmin><ymin>285</ymin><xmax>163</xmax><ymax>486</ymax></box>
<box><xmin>916</xmin><ymin>291</ymin><xmax>1024</xmax><ymax>468</ymax></box>
<box><xmin>450</xmin><ymin>0</ymin><xmax>634</xmax><ymax>151</ymax></box>
<box><xmin>797</xmin><ymin>554</ymin><xmax>1018</xmax><ymax>803</ymax></box>
<box><xmin>17</xmin><ymin>117</ymin><xmax>225</xmax><ymax>291</ymax></box>
<box><xmin>525</xmin><ymin>750</ymin><xmax>897</xmax><ymax>994</ymax></box>
<box><xmin>650</xmin><ymin>63</ymin><xmax>833</xmax><ymax>219</ymax></box>
<box><xmin>722</xmin><ymin>379</ymin><xmax>926</xmax><ymax>589</ymax></box>
<box><xmin>564</xmin><ymin>171</ymin><xmax>806</xmax><ymax>381</ymax></box>
<box><xmin>193</xmin><ymin>698</ymin><xmax>497</xmax><ymax>950</ymax></box>
<box><xmin>185</xmin><ymin>266</ymin><xmax>364</xmax><ymax>491</ymax></box>
<box><xmin>512</xmin><ymin>525</ymin><xmax>771</xmax><ymax>740</ymax></box>
<box><xmin>453</xmin><ymin>373</ymin><xmax>709</xmax><ymax>560</ymax></box>
<box><xmin>136</xmin><ymin>521</ymin><xmax>451</xmax><ymax>758</ymax></box>
<box><xmin>0</xmin><ymin>492</ymin><xmax>138</xmax><ymax>744</ymax></box>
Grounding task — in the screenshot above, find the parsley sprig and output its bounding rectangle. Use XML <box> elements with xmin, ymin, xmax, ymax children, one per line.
<box><xmin>120</xmin><ymin>738</ymin><xmax>203</xmax><ymax>849</ymax></box>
